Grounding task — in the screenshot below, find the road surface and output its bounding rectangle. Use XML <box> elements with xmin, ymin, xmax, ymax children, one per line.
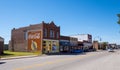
<box><xmin>0</xmin><ymin>50</ymin><xmax>120</xmax><ymax>70</ymax></box>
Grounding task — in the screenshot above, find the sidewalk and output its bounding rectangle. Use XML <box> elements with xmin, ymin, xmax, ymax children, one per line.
<box><xmin>0</xmin><ymin>50</ymin><xmax>108</xmax><ymax>60</ymax></box>
<box><xmin>0</xmin><ymin>55</ymin><xmax>39</xmax><ymax>60</ymax></box>
<box><xmin>0</xmin><ymin>52</ymin><xmax>86</xmax><ymax>60</ymax></box>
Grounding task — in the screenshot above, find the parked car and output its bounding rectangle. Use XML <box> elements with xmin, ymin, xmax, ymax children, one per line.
<box><xmin>107</xmin><ymin>48</ymin><xmax>114</xmax><ymax>52</ymax></box>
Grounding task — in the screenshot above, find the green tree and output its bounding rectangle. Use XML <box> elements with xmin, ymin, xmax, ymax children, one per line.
<box><xmin>101</xmin><ymin>42</ymin><xmax>108</xmax><ymax>50</ymax></box>
<box><xmin>117</xmin><ymin>14</ymin><xmax>120</xmax><ymax>24</ymax></box>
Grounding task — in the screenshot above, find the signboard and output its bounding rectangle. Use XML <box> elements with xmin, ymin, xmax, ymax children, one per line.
<box><xmin>28</xmin><ymin>30</ymin><xmax>42</xmax><ymax>52</ymax></box>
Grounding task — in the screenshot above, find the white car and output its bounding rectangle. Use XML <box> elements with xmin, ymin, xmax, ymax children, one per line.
<box><xmin>108</xmin><ymin>48</ymin><xmax>114</xmax><ymax>52</ymax></box>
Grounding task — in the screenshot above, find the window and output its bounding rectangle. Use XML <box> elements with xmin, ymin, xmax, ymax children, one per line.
<box><xmin>53</xmin><ymin>31</ymin><xmax>54</xmax><ymax>38</ymax></box>
<box><xmin>24</xmin><ymin>32</ymin><xmax>27</xmax><ymax>40</ymax></box>
<box><xmin>50</xmin><ymin>29</ymin><xmax>53</xmax><ymax>38</ymax></box>
<box><xmin>44</xmin><ymin>28</ymin><xmax>47</xmax><ymax>37</ymax></box>
<box><xmin>43</xmin><ymin>41</ymin><xmax>46</xmax><ymax>43</ymax></box>
<box><xmin>50</xmin><ymin>29</ymin><xmax>54</xmax><ymax>38</ymax></box>
<box><xmin>43</xmin><ymin>41</ymin><xmax>46</xmax><ymax>46</ymax></box>
<box><xmin>56</xmin><ymin>32</ymin><xmax>59</xmax><ymax>39</ymax></box>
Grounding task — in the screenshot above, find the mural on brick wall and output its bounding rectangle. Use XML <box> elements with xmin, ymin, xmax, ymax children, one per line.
<box><xmin>28</xmin><ymin>30</ymin><xmax>42</xmax><ymax>52</ymax></box>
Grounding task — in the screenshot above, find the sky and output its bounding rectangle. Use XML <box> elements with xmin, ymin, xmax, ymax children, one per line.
<box><xmin>0</xmin><ymin>0</ymin><xmax>120</xmax><ymax>44</ymax></box>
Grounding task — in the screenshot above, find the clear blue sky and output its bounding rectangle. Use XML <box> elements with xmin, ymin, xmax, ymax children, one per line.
<box><xmin>0</xmin><ymin>0</ymin><xmax>120</xmax><ymax>44</ymax></box>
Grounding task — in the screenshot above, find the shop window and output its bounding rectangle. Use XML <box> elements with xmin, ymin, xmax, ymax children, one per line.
<box><xmin>43</xmin><ymin>41</ymin><xmax>46</xmax><ymax>46</ymax></box>
<box><xmin>43</xmin><ymin>44</ymin><xmax>46</xmax><ymax>46</ymax></box>
<box><xmin>43</xmin><ymin>41</ymin><xmax>46</xmax><ymax>43</ymax></box>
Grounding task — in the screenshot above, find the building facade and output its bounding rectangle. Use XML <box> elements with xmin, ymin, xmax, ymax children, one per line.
<box><xmin>42</xmin><ymin>21</ymin><xmax>60</xmax><ymax>53</ymax></box>
<box><xmin>93</xmin><ymin>41</ymin><xmax>99</xmax><ymax>50</ymax></box>
<box><xmin>0</xmin><ymin>37</ymin><xmax>4</xmax><ymax>54</ymax></box>
<box><xmin>9</xmin><ymin>21</ymin><xmax>60</xmax><ymax>54</ymax></box>
<box><xmin>69</xmin><ymin>37</ymin><xmax>78</xmax><ymax>53</ymax></box>
<box><xmin>71</xmin><ymin>34</ymin><xmax>92</xmax><ymax>43</ymax></box>
<box><xmin>109</xmin><ymin>43</ymin><xmax>117</xmax><ymax>49</ymax></box>
<box><xmin>9</xmin><ymin>23</ymin><xmax>43</xmax><ymax>52</ymax></box>
<box><xmin>71</xmin><ymin>34</ymin><xmax>92</xmax><ymax>51</ymax></box>
<box><xmin>60</xmin><ymin>36</ymin><xmax>70</xmax><ymax>52</ymax></box>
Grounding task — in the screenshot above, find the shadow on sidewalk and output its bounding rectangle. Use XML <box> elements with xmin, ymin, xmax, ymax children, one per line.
<box><xmin>1</xmin><ymin>53</ymin><xmax>13</xmax><ymax>56</ymax></box>
<box><xmin>0</xmin><ymin>62</ymin><xmax>6</xmax><ymax>65</ymax></box>
<box><xmin>45</xmin><ymin>52</ymin><xmax>87</xmax><ymax>56</ymax></box>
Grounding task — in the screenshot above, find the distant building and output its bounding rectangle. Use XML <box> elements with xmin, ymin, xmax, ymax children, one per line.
<box><xmin>71</xmin><ymin>34</ymin><xmax>92</xmax><ymax>43</ymax></box>
<box><xmin>117</xmin><ymin>45</ymin><xmax>120</xmax><ymax>49</ymax></box>
<box><xmin>71</xmin><ymin>34</ymin><xmax>92</xmax><ymax>51</ymax></box>
<box><xmin>93</xmin><ymin>41</ymin><xmax>99</xmax><ymax>50</ymax></box>
<box><xmin>100</xmin><ymin>42</ymin><xmax>109</xmax><ymax>50</ymax></box>
<box><xmin>0</xmin><ymin>37</ymin><xmax>4</xmax><ymax>54</ymax></box>
<box><xmin>69</xmin><ymin>37</ymin><xmax>78</xmax><ymax>47</ymax></box>
<box><xmin>9</xmin><ymin>21</ymin><xmax>60</xmax><ymax>54</ymax></box>
<box><xmin>109</xmin><ymin>43</ymin><xmax>117</xmax><ymax>49</ymax></box>
<box><xmin>4</xmin><ymin>44</ymin><xmax>8</xmax><ymax>50</ymax></box>
<box><xmin>69</xmin><ymin>36</ymin><xmax>78</xmax><ymax>52</ymax></box>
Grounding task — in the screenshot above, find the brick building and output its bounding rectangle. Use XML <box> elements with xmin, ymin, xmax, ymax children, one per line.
<box><xmin>0</xmin><ymin>37</ymin><xmax>4</xmax><ymax>54</ymax></box>
<box><xmin>42</xmin><ymin>21</ymin><xmax>60</xmax><ymax>53</ymax></box>
<box><xmin>9</xmin><ymin>21</ymin><xmax>60</xmax><ymax>54</ymax></box>
<box><xmin>60</xmin><ymin>36</ymin><xmax>70</xmax><ymax>52</ymax></box>
<box><xmin>93</xmin><ymin>41</ymin><xmax>99</xmax><ymax>50</ymax></box>
<box><xmin>60</xmin><ymin>36</ymin><xmax>78</xmax><ymax>53</ymax></box>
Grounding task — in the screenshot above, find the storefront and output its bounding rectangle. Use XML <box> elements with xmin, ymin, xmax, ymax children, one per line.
<box><xmin>59</xmin><ymin>41</ymin><xmax>70</xmax><ymax>52</ymax></box>
<box><xmin>60</xmin><ymin>36</ymin><xmax>71</xmax><ymax>53</ymax></box>
<box><xmin>83</xmin><ymin>42</ymin><xmax>92</xmax><ymax>52</ymax></box>
<box><xmin>43</xmin><ymin>39</ymin><xmax>59</xmax><ymax>53</ymax></box>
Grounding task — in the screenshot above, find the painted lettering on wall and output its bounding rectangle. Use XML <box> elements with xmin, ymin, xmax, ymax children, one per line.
<box><xmin>28</xmin><ymin>33</ymin><xmax>40</xmax><ymax>39</ymax></box>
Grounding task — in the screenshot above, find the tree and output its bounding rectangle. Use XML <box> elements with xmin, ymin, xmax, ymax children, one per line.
<box><xmin>117</xmin><ymin>14</ymin><xmax>120</xmax><ymax>24</ymax></box>
<box><xmin>101</xmin><ymin>42</ymin><xmax>108</xmax><ymax>50</ymax></box>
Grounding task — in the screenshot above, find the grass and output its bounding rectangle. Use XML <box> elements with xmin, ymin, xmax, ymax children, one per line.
<box><xmin>0</xmin><ymin>51</ymin><xmax>42</xmax><ymax>58</ymax></box>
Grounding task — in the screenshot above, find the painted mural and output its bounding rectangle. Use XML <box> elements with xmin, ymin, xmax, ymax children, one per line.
<box><xmin>28</xmin><ymin>30</ymin><xmax>42</xmax><ymax>52</ymax></box>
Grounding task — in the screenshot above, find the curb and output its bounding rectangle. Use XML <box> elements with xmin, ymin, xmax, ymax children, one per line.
<box><xmin>0</xmin><ymin>55</ymin><xmax>39</xmax><ymax>60</ymax></box>
<box><xmin>0</xmin><ymin>50</ymin><xmax>108</xmax><ymax>60</ymax></box>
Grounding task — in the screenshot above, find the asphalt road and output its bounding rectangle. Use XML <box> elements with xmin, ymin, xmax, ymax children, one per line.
<box><xmin>0</xmin><ymin>50</ymin><xmax>120</xmax><ymax>70</ymax></box>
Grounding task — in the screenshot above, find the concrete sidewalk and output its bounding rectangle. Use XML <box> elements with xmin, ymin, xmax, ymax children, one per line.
<box><xmin>0</xmin><ymin>55</ymin><xmax>39</xmax><ymax>60</ymax></box>
<box><xmin>0</xmin><ymin>50</ymin><xmax>108</xmax><ymax>60</ymax></box>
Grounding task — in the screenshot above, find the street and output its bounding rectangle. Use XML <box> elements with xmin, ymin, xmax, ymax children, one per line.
<box><xmin>0</xmin><ymin>50</ymin><xmax>120</xmax><ymax>70</ymax></box>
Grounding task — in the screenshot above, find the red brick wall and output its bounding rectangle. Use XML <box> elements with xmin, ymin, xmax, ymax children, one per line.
<box><xmin>10</xmin><ymin>24</ymin><xmax>43</xmax><ymax>52</ymax></box>
<box><xmin>10</xmin><ymin>21</ymin><xmax>60</xmax><ymax>52</ymax></box>
<box><xmin>60</xmin><ymin>36</ymin><xmax>70</xmax><ymax>41</ymax></box>
<box><xmin>93</xmin><ymin>41</ymin><xmax>99</xmax><ymax>50</ymax></box>
<box><xmin>43</xmin><ymin>21</ymin><xmax>60</xmax><ymax>40</ymax></box>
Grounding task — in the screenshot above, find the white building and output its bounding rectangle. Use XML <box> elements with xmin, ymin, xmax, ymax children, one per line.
<box><xmin>71</xmin><ymin>34</ymin><xmax>92</xmax><ymax>43</ymax></box>
<box><xmin>71</xmin><ymin>34</ymin><xmax>92</xmax><ymax>51</ymax></box>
